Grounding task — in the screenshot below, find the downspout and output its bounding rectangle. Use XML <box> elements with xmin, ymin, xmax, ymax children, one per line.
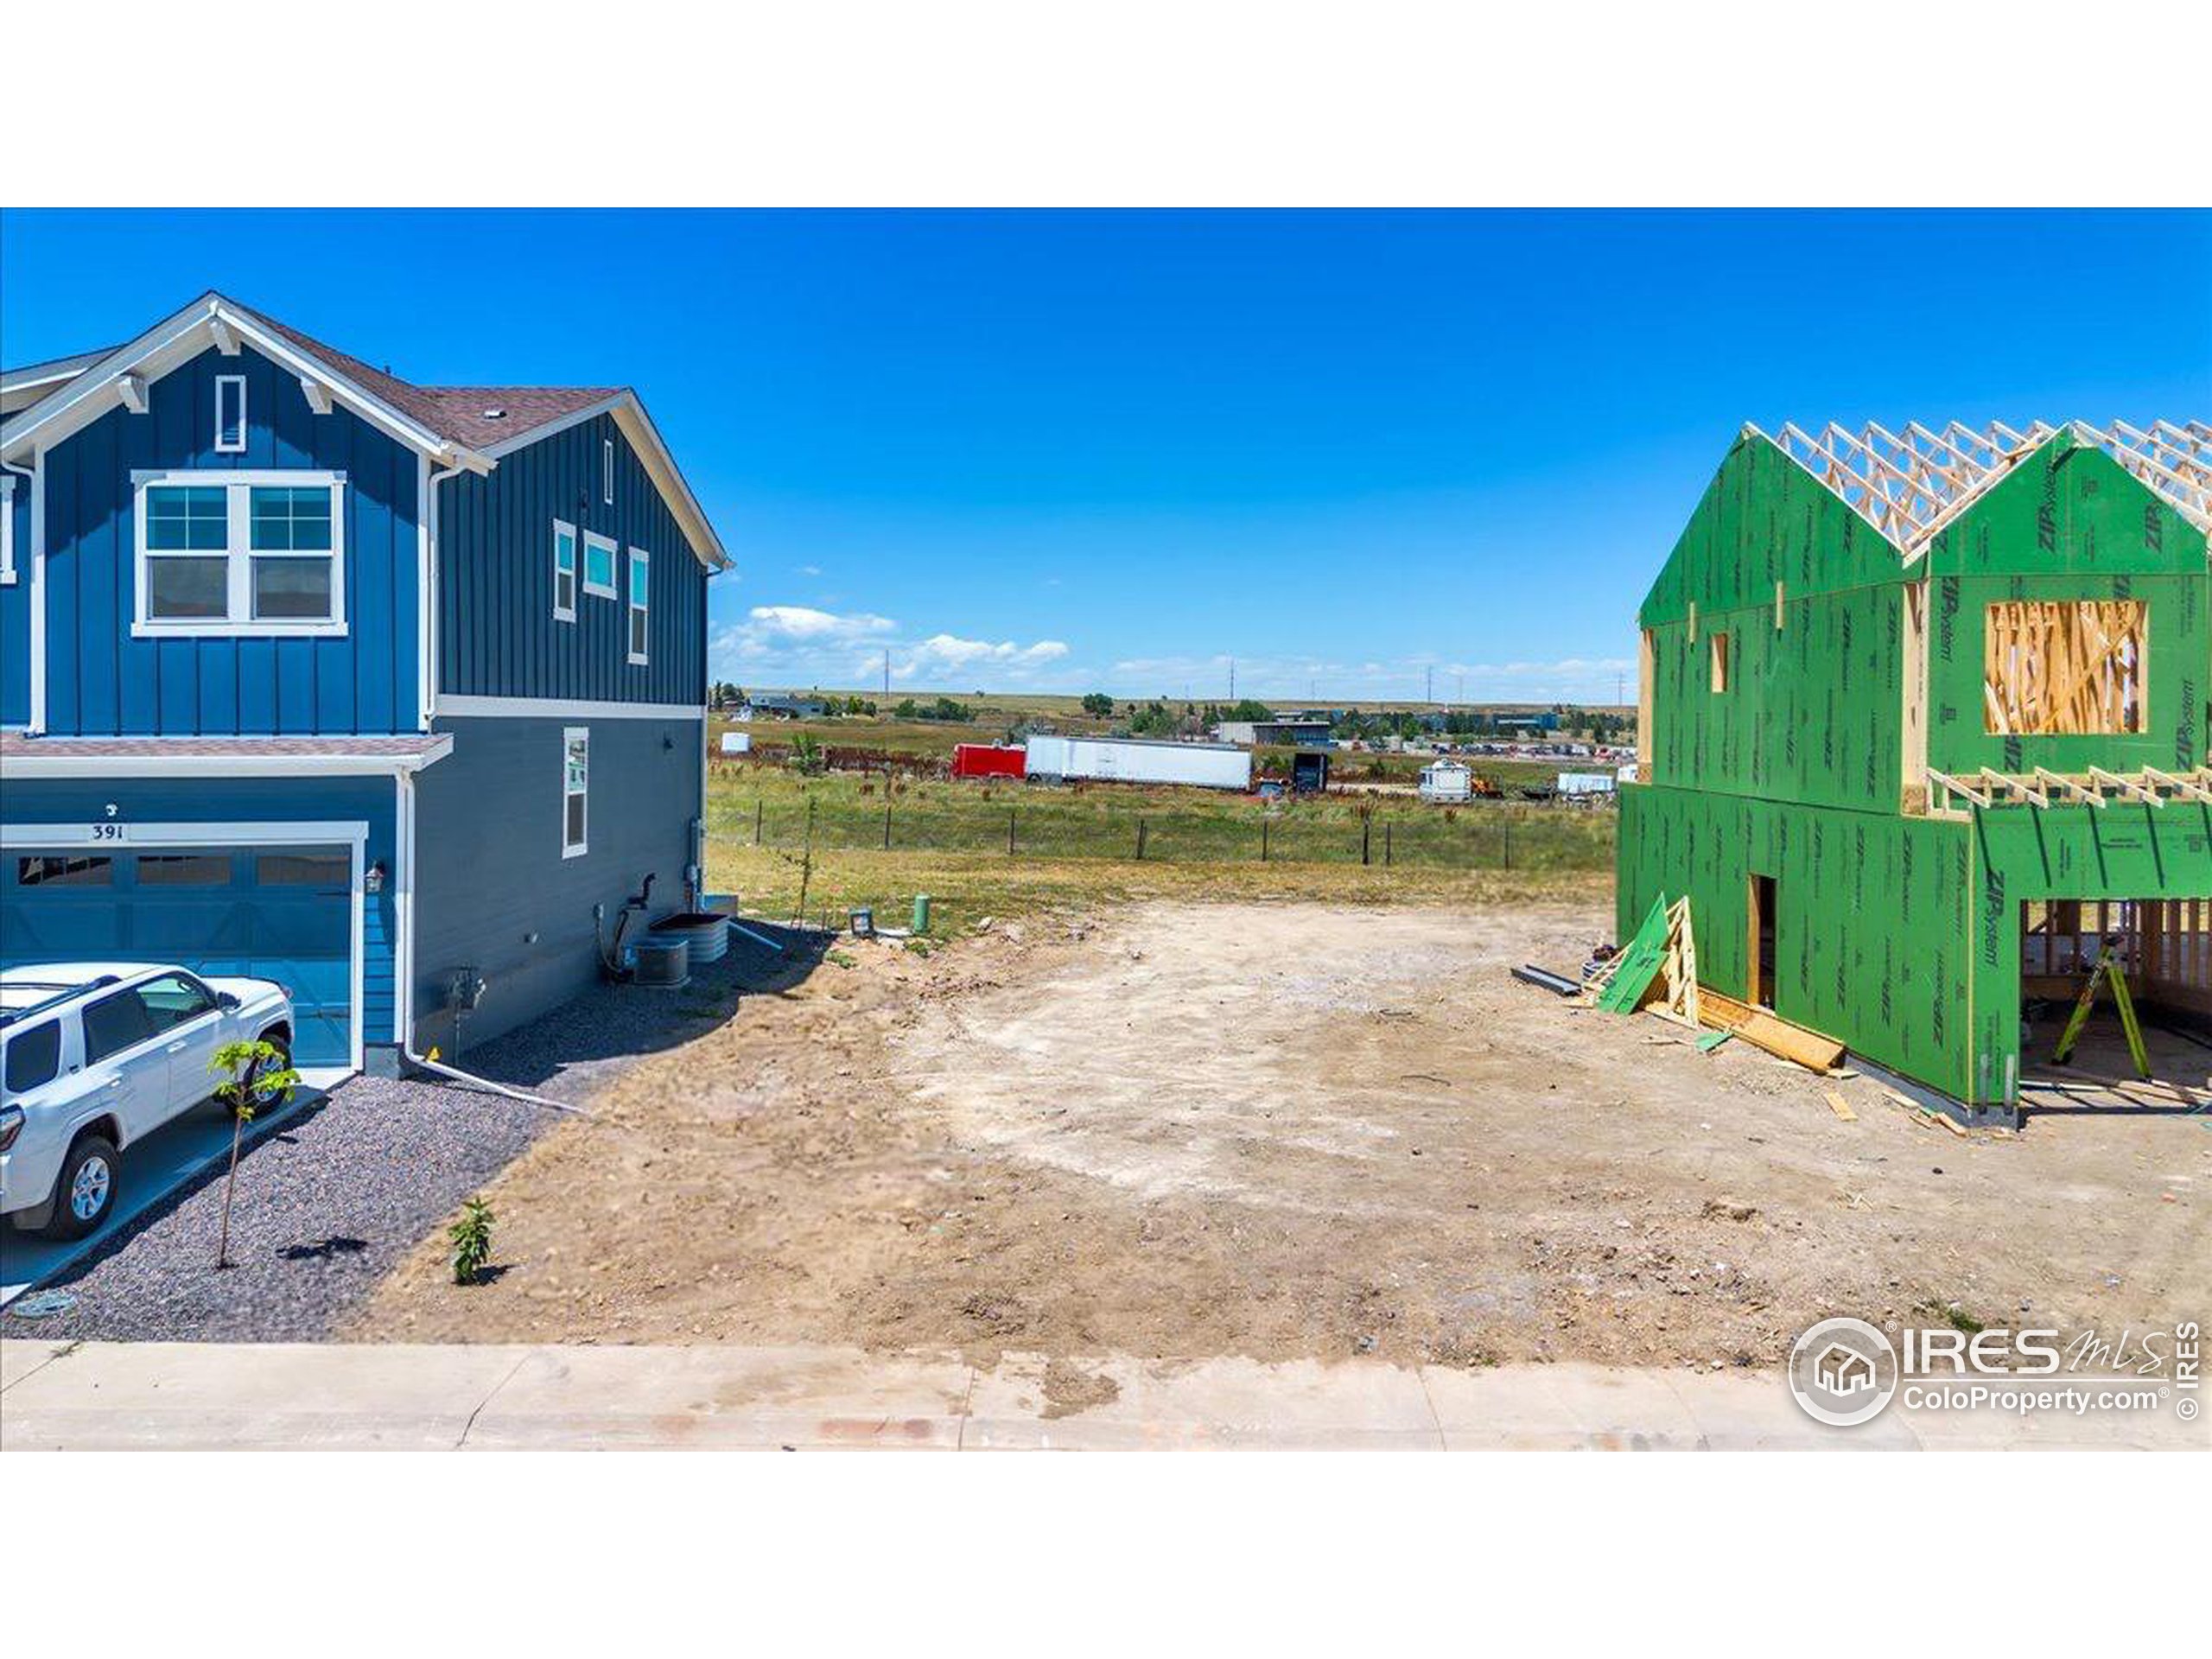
<box><xmin>396</xmin><ymin>451</ymin><xmax>582</xmax><ymax>1112</ymax></box>
<box><xmin>422</xmin><ymin>451</ymin><xmax>468</xmax><ymax>729</ymax></box>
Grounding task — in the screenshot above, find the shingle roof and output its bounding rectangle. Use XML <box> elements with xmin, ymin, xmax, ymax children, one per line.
<box><xmin>247</xmin><ymin>312</ymin><xmax>618</xmax><ymax>449</ymax></box>
<box><xmin>1763</xmin><ymin>419</ymin><xmax>2212</xmax><ymax>557</ymax></box>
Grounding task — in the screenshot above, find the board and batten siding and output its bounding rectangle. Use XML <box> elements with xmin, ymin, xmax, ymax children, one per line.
<box><xmin>37</xmin><ymin>343</ymin><xmax>420</xmax><ymax>737</ymax></box>
<box><xmin>437</xmin><ymin>410</ymin><xmax>709</xmax><ymax>708</ymax></box>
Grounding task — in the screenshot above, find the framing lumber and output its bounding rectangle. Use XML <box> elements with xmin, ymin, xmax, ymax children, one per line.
<box><xmin>1695</xmin><ymin>986</ymin><xmax>1847</xmax><ymax>1073</ymax></box>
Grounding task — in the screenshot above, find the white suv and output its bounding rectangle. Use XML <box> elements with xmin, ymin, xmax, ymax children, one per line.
<box><xmin>0</xmin><ymin>964</ymin><xmax>296</xmax><ymax>1241</ymax></box>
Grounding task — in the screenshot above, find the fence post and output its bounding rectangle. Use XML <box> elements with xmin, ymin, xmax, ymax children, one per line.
<box><xmin>1385</xmin><ymin>821</ymin><xmax>1393</xmax><ymax>868</ymax></box>
<box><xmin>1362</xmin><ymin>817</ymin><xmax>1371</xmax><ymax>867</ymax></box>
<box><xmin>1503</xmin><ymin>819</ymin><xmax>1513</xmax><ymax>871</ymax></box>
<box><xmin>1136</xmin><ymin>818</ymin><xmax>1147</xmax><ymax>861</ymax></box>
<box><xmin>754</xmin><ymin>799</ymin><xmax>764</xmax><ymax>846</ymax></box>
<box><xmin>1262</xmin><ymin>817</ymin><xmax>1269</xmax><ymax>862</ymax></box>
<box><xmin>882</xmin><ymin>791</ymin><xmax>893</xmax><ymax>850</ymax></box>
<box><xmin>1007</xmin><ymin>807</ymin><xmax>1017</xmax><ymax>856</ymax></box>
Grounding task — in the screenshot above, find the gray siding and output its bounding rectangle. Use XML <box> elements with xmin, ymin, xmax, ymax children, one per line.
<box><xmin>411</xmin><ymin>714</ymin><xmax>702</xmax><ymax>1053</ymax></box>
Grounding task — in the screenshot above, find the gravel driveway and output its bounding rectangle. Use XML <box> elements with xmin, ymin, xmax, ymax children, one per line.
<box><xmin>2</xmin><ymin>931</ymin><xmax>799</xmax><ymax>1343</ymax></box>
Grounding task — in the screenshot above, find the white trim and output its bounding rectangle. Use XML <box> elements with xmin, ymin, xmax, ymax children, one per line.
<box><xmin>29</xmin><ymin>447</ymin><xmax>45</xmax><ymax>731</ymax></box>
<box><xmin>0</xmin><ymin>738</ymin><xmax>452</xmax><ymax>780</ymax></box>
<box><xmin>437</xmin><ymin>694</ymin><xmax>704</xmax><ymax>721</ymax></box>
<box><xmin>562</xmin><ymin>726</ymin><xmax>589</xmax><ymax>859</ymax></box>
<box><xmin>626</xmin><ymin>545</ymin><xmax>650</xmax><ymax>666</ymax></box>
<box><xmin>130</xmin><ymin>469</ymin><xmax>347</xmax><ymax>639</ymax></box>
<box><xmin>300</xmin><ymin>377</ymin><xmax>333</xmax><ymax>417</ymax></box>
<box><xmin>0</xmin><ymin>473</ymin><xmax>14</xmax><ymax>584</ymax></box>
<box><xmin>0</xmin><ymin>818</ymin><xmax>370</xmax><ymax>1073</ymax></box>
<box><xmin>117</xmin><ymin>373</ymin><xmax>149</xmax><ymax>416</ymax></box>
<box><xmin>581</xmin><ymin>530</ymin><xmax>618</xmax><ymax>599</ymax></box>
<box><xmin>0</xmin><ymin>295</ymin><xmax>486</xmax><ymax>474</ymax></box>
<box><xmin>213</xmin><ymin>374</ymin><xmax>246</xmax><ymax>452</ymax></box>
<box><xmin>601</xmin><ymin>437</ymin><xmax>615</xmax><ymax>505</ymax></box>
<box><xmin>552</xmin><ymin>518</ymin><xmax>579</xmax><ymax>624</ymax></box>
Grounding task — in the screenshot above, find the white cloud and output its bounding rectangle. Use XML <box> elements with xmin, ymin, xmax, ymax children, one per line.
<box><xmin>743</xmin><ymin>604</ymin><xmax>895</xmax><ymax>641</ymax></box>
<box><xmin>711</xmin><ymin>606</ymin><xmax>1075</xmax><ymax>691</ymax></box>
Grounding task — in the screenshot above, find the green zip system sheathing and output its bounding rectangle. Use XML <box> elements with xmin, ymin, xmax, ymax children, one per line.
<box><xmin>1621</xmin><ymin>426</ymin><xmax>2212</xmax><ymax>1112</ymax></box>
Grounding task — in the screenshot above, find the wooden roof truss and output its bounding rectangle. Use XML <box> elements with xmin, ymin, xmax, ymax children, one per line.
<box><xmin>1924</xmin><ymin>765</ymin><xmax>2212</xmax><ymax>817</ymax></box>
<box><xmin>1760</xmin><ymin>418</ymin><xmax>2212</xmax><ymax>560</ymax></box>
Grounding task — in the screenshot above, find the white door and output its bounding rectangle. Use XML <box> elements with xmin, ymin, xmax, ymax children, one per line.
<box><xmin>137</xmin><ymin>971</ymin><xmax>226</xmax><ymax>1112</ymax></box>
<box><xmin>76</xmin><ymin>986</ymin><xmax>172</xmax><ymax>1143</ymax></box>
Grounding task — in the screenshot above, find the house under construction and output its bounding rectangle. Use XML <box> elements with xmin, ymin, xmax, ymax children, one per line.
<box><xmin>1621</xmin><ymin>420</ymin><xmax>2211</xmax><ymax>1123</ymax></box>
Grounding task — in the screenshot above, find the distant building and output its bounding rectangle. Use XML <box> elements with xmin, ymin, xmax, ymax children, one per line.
<box><xmin>1215</xmin><ymin>716</ymin><xmax>1335</xmax><ymax>747</ymax></box>
<box><xmin>741</xmin><ymin>694</ymin><xmax>827</xmax><ymax>720</ymax></box>
<box><xmin>1494</xmin><ymin>711</ymin><xmax>1561</xmax><ymax>733</ymax></box>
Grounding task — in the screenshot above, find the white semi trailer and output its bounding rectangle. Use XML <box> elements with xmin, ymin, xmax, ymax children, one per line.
<box><xmin>1024</xmin><ymin>734</ymin><xmax>1252</xmax><ymax>791</ymax></box>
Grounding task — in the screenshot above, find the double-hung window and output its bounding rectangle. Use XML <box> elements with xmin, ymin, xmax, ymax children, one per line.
<box><xmin>553</xmin><ymin>518</ymin><xmax>579</xmax><ymax>623</ymax></box>
<box><xmin>563</xmin><ymin>728</ymin><xmax>589</xmax><ymax>858</ymax></box>
<box><xmin>626</xmin><ymin>548</ymin><xmax>650</xmax><ymax>665</ymax></box>
<box><xmin>582</xmin><ymin>530</ymin><xmax>618</xmax><ymax>598</ymax></box>
<box><xmin>134</xmin><ymin>470</ymin><xmax>346</xmax><ymax>636</ymax></box>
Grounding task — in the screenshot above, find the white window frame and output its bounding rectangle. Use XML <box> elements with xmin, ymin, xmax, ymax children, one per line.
<box><xmin>562</xmin><ymin>726</ymin><xmax>589</xmax><ymax>859</ymax></box>
<box><xmin>601</xmin><ymin>437</ymin><xmax>615</xmax><ymax>505</ymax></box>
<box><xmin>552</xmin><ymin>518</ymin><xmax>578</xmax><ymax>624</ymax></box>
<box><xmin>130</xmin><ymin>468</ymin><xmax>347</xmax><ymax>639</ymax></box>
<box><xmin>581</xmin><ymin>530</ymin><xmax>618</xmax><ymax>599</ymax></box>
<box><xmin>0</xmin><ymin>474</ymin><xmax>15</xmax><ymax>585</ymax></box>
<box><xmin>626</xmin><ymin>547</ymin><xmax>650</xmax><ymax>666</ymax></box>
<box><xmin>214</xmin><ymin>374</ymin><xmax>247</xmax><ymax>454</ymax></box>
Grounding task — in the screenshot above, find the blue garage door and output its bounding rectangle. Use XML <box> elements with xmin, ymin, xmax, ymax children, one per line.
<box><xmin>0</xmin><ymin>844</ymin><xmax>355</xmax><ymax>1067</ymax></box>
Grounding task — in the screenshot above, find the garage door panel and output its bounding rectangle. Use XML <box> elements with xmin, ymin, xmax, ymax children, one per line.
<box><xmin>0</xmin><ymin>840</ymin><xmax>356</xmax><ymax>1069</ymax></box>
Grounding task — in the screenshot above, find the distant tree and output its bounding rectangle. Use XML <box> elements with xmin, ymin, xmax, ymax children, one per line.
<box><xmin>1081</xmin><ymin>692</ymin><xmax>1115</xmax><ymax>717</ymax></box>
<box><xmin>894</xmin><ymin>697</ymin><xmax>920</xmax><ymax>719</ymax></box>
<box><xmin>1224</xmin><ymin>699</ymin><xmax>1274</xmax><ymax>722</ymax></box>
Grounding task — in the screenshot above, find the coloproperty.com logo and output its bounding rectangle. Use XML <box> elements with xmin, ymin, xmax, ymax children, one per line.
<box><xmin>1787</xmin><ymin>1315</ymin><xmax>2202</xmax><ymax>1427</ymax></box>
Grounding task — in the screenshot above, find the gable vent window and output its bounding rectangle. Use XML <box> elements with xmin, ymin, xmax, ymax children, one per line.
<box><xmin>626</xmin><ymin>547</ymin><xmax>650</xmax><ymax>666</ymax></box>
<box><xmin>214</xmin><ymin>374</ymin><xmax>246</xmax><ymax>453</ymax></box>
<box><xmin>135</xmin><ymin>470</ymin><xmax>346</xmax><ymax>637</ymax></box>
<box><xmin>552</xmin><ymin>518</ymin><xmax>579</xmax><ymax>623</ymax></box>
<box><xmin>563</xmin><ymin>728</ymin><xmax>590</xmax><ymax>858</ymax></box>
<box><xmin>1709</xmin><ymin>632</ymin><xmax>1730</xmax><ymax>694</ymax></box>
<box><xmin>602</xmin><ymin>438</ymin><xmax>615</xmax><ymax>505</ymax></box>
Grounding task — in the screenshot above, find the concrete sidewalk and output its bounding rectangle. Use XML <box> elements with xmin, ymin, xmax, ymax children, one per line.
<box><xmin>2</xmin><ymin>1339</ymin><xmax>2202</xmax><ymax>1450</ymax></box>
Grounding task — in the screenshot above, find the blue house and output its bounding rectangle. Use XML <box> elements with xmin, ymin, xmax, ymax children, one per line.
<box><xmin>0</xmin><ymin>293</ymin><xmax>729</xmax><ymax>1076</ymax></box>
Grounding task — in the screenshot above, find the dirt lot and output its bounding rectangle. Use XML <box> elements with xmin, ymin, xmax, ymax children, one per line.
<box><xmin>353</xmin><ymin>900</ymin><xmax>2212</xmax><ymax>1368</ymax></box>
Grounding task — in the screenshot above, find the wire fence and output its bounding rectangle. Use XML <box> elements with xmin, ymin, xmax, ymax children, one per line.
<box><xmin>707</xmin><ymin>782</ymin><xmax>1614</xmax><ymax>873</ymax></box>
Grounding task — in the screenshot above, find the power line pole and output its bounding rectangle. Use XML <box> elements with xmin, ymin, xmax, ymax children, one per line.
<box><xmin>1426</xmin><ymin>664</ymin><xmax>1433</xmax><ymax>704</ymax></box>
<box><xmin>882</xmin><ymin>648</ymin><xmax>890</xmax><ymax>702</ymax></box>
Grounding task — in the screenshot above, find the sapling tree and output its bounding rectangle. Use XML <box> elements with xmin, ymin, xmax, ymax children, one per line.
<box><xmin>449</xmin><ymin>1196</ymin><xmax>495</xmax><ymax>1286</ymax></box>
<box><xmin>207</xmin><ymin>1038</ymin><xmax>300</xmax><ymax>1270</ymax></box>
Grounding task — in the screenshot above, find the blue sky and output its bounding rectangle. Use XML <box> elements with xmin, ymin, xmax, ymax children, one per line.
<box><xmin>4</xmin><ymin>209</ymin><xmax>2206</xmax><ymax>703</ymax></box>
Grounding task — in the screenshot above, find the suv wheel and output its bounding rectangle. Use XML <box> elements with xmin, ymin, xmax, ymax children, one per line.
<box><xmin>231</xmin><ymin>1033</ymin><xmax>293</xmax><ymax>1117</ymax></box>
<box><xmin>43</xmin><ymin>1135</ymin><xmax>120</xmax><ymax>1241</ymax></box>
